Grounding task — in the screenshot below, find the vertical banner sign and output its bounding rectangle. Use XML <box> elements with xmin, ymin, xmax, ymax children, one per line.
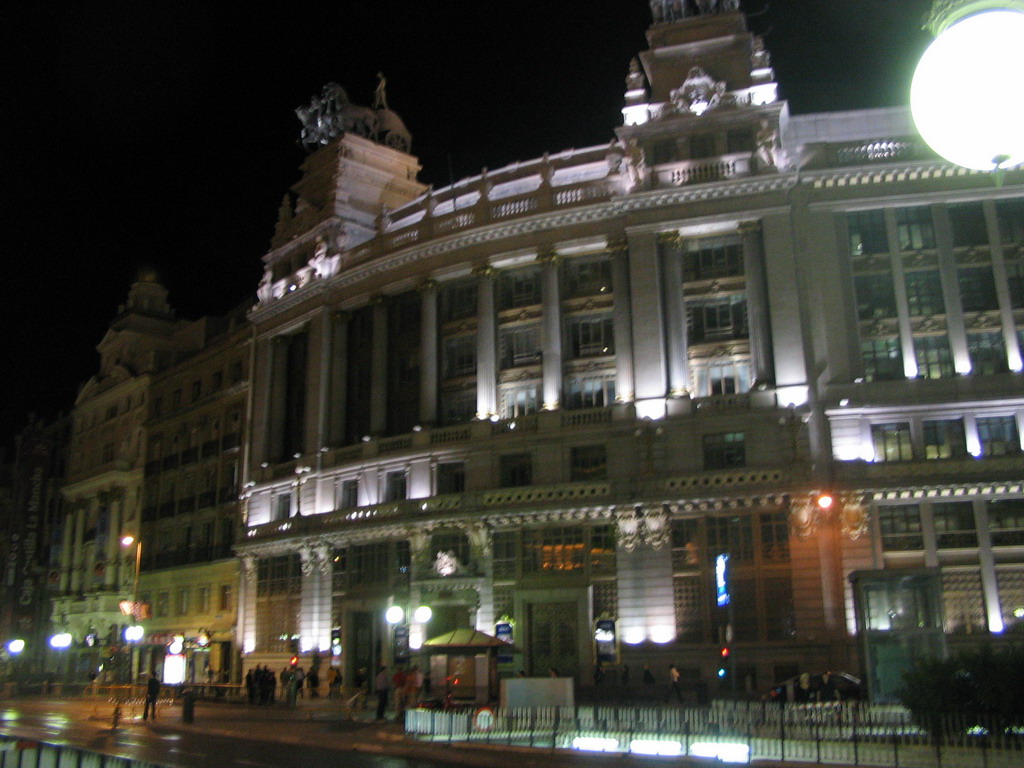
<box><xmin>495</xmin><ymin>622</ymin><xmax>514</xmax><ymax>664</ymax></box>
<box><xmin>5</xmin><ymin>438</ymin><xmax>50</xmax><ymax>638</ymax></box>
<box><xmin>393</xmin><ymin>624</ymin><xmax>409</xmax><ymax>660</ymax></box>
<box><xmin>594</xmin><ymin>618</ymin><xmax>617</xmax><ymax>664</ymax></box>
<box><xmin>715</xmin><ymin>553</ymin><xmax>730</xmax><ymax>607</ymax></box>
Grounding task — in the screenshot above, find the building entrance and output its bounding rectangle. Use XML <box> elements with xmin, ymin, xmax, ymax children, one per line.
<box><xmin>528</xmin><ymin>601</ymin><xmax>578</xmax><ymax>679</ymax></box>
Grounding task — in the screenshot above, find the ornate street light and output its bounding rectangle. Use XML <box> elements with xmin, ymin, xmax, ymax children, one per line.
<box><xmin>911</xmin><ymin>1</ymin><xmax>1024</xmax><ymax>171</ymax></box>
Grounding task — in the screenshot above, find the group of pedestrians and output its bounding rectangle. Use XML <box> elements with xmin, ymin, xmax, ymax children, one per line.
<box><xmin>374</xmin><ymin>663</ymin><xmax>424</xmax><ymax>721</ymax></box>
<box><xmin>244</xmin><ymin>665</ymin><xmax>279</xmax><ymax>705</ymax></box>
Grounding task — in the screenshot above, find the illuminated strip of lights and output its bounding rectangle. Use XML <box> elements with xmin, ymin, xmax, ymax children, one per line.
<box><xmin>690</xmin><ymin>741</ymin><xmax>750</xmax><ymax>764</ymax></box>
<box><xmin>572</xmin><ymin>736</ymin><xmax>619</xmax><ymax>752</ymax></box>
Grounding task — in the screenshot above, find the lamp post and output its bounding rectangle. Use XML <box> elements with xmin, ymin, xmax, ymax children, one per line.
<box><xmin>120</xmin><ymin>535</ymin><xmax>143</xmax><ymax>681</ymax></box>
<box><xmin>911</xmin><ymin>1</ymin><xmax>1024</xmax><ymax>171</ymax></box>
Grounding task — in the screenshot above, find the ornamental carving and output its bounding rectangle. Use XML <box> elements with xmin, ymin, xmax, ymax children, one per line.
<box><xmin>298</xmin><ymin>542</ymin><xmax>331</xmax><ymax>576</ymax></box>
<box><xmin>241</xmin><ymin>555</ymin><xmax>257</xmax><ymax>584</ymax></box>
<box><xmin>616</xmin><ymin>504</ymin><xmax>672</xmax><ymax>550</ymax></box>
<box><xmin>789</xmin><ymin>492</ymin><xmax>870</xmax><ymax>540</ymax></box>
<box><xmin>670</xmin><ymin>67</ymin><xmax>727</xmax><ymax>116</ymax></box>
<box><xmin>616</xmin><ymin>507</ymin><xmax>642</xmax><ymax>551</ymax></box>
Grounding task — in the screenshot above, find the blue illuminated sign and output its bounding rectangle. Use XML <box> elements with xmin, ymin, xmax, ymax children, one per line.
<box><xmin>715</xmin><ymin>554</ymin><xmax>730</xmax><ymax>607</ymax></box>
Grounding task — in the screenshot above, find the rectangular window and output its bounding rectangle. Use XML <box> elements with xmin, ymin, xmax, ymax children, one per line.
<box><xmin>437</xmin><ymin>462</ymin><xmax>465</xmax><ymax>495</ymax></box>
<box><xmin>683</xmin><ymin>237</ymin><xmax>744</xmax><ymax>282</ymax></box>
<box><xmin>877</xmin><ymin>505</ymin><xmax>924</xmax><ymax>550</ymax></box>
<box><xmin>570</xmin><ymin>444</ymin><xmax>607</xmax><ymax>482</ymax></box>
<box><xmin>759</xmin><ymin>510</ymin><xmax>790</xmax><ymax>563</ymax></box>
<box><xmin>567</xmin><ymin>315</ymin><xmax>614</xmax><ymax>357</ymax></box>
<box><xmin>441</xmin><ymin>281</ymin><xmax>477</xmax><ymax>322</ymax></box>
<box><xmin>197</xmin><ymin>585</ymin><xmax>211</xmax><ymax>613</ymax></box>
<box><xmin>565</xmin><ymin>375</ymin><xmax>616</xmax><ymax>409</ymax></box>
<box><xmin>967</xmin><ymin>332</ymin><xmax>1008</xmax><ymax>375</ymax></box>
<box><xmin>1005</xmin><ymin>261</ymin><xmax>1024</xmax><ymax>309</ymax></box>
<box><xmin>958</xmin><ymin>266</ymin><xmax>999</xmax><ymax>312</ymax></box>
<box><xmin>443</xmin><ymin>335</ymin><xmax>477</xmax><ymax>378</ymax></box>
<box><xmin>847</xmin><ymin>210</ymin><xmax>888</xmax><ymax>256</ymax></box>
<box><xmin>986</xmin><ymin>499</ymin><xmax>1024</xmax><ymax>547</ymax></box>
<box><xmin>176</xmin><ymin>588</ymin><xmax>190</xmax><ymax>616</ymax></box>
<box><xmin>872</xmin><ymin>422</ymin><xmax>913</xmax><ymax>462</ymax></box>
<box><xmin>977</xmin><ymin>415</ymin><xmax>1020</xmax><ymax>456</ymax></box>
<box><xmin>523</xmin><ymin>526</ymin><xmax>586</xmax><ymax>572</ymax></box>
<box><xmin>949</xmin><ymin>203</ymin><xmax>989</xmax><ymax>247</ymax></box>
<box><xmin>156</xmin><ymin>591</ymin><xmax>169</xmax><ymax>618</ymax></box>
<box><xmin>922</xmin><ymin>418</ymin><xmax>967</xmax><ymax>459</ymax></box>
<box><xmin>706</xmin><ymin>515</ymin><xmax>754</xmax><ymax>563</ymax></box>
<box><xmin>492</xmin><ymin>530</ymin><xmax>518</xmax><ymax>579</ymax></box>
<box><xmin>191</xmin><ymin>380</ymin><xmax>202</xmax><ymax>402</ymax></box>
<box><xmin>499</xmin><ymin>324</ymin><xmax>541</xmax><ymax>368</ymax></box>
<box><xmin>687</xmin><ymin>295</ymin><xmax>748</xmax><ymax>343</ymax></box>
<box><xmin>861</xmin><ymin>338</ymin><xmax>903</xmax><ymax>382</ymax></box>
<box><xmin>563</xmin><ymin>258</ymin><xmax>612</xmax><ymax>298</ymax></box>
<box><xmin>726</xmin><ymin>129</ymin><xmax>754</xmax><ymax>154</ymax></box>
<box><xmin>273</xmin><ymin>492</ymin><xmax>292</xmax><ymax>520</ymax></box>
<box><xmin>338</xmin><ymin>479</ymin><xmax>358</xmax><ymax>509</ymax></box>
<box><xmin>499</xmin><ymin>384</ymin><xmax>540</xmax><ymax>419</ymax></box>
<box><xmin>498</xmin><ymin>269</ymin><xmax>541</xmax><ymax>309</ymax></box>
<box><xmin>703</xmin><ymin>432</ymin><xmax>745</xmax><ymax>470</ymax></box>
<box><xmin>219</xmin><ymin>584</ymin><xmax>232</xmax><ymax>612</ymax></box>
<box><xmin>211</xmin><ymin>370</ymin><xmax>223</xmax><ymax>390</ymax></box>
<box><xmin>904</xmin><ymin>270</ymin><xmax>945</xmax><ymax>316</ymax></box>
<box><xmin>383</xmin><ymin>470</ymin><xmax>407</xmax><ymax>502</ymax></box>
<box><xmin>914</xmin><ymin>335</ymin><xmax>955</xmax><ymax>379</ymax></box>
<box><xmin>895</xmin><ymin>206</ymin><xmax>936</xmax><ymax>251</ymax></box>
<box><xmin>933</xmin><ymin>502</ymin><xmax>977</xmax><ymax>548</ymax></box>
<box><xmin>499</xmin><ymin>453</ymin><xmax>532</xmax><ymax>488</ymax></box>
<box><xmin>854</xmin><ymin>274</ymin><xmax>897</xmax><ymax>320</ymax></box>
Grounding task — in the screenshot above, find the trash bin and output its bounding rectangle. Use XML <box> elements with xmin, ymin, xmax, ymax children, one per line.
<box><xmin>182</xmin><ymin>690</ymin><xmax>195</xmax><ymax>723</ymax></box>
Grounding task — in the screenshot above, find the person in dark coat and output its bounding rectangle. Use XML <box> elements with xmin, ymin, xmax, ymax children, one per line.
<box><xmin>143</xmin><ymin>673</ymin><xmax>161</xmax><ymax>720</ymax></box>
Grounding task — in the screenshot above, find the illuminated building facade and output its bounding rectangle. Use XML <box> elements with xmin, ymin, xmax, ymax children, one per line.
<box><xmin>230</xmin><ymin>6</ymin><xmax>1024</xmax><ymax>698</ymax></box>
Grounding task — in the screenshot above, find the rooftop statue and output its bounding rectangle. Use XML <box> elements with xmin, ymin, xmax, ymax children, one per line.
<box><xmin>651</xmin><ymin>0</ymin><xmax>739</xmax><ymax>23</ymax></box>
<box><xmin>297</xmin><ymin>79</ymin><xmax>412</xmax><ymax>153</ymax></box>
<box><xmin>373</xmin><ymin>72</ymin><xmax>388</xmax><ymax>111</ymax></box>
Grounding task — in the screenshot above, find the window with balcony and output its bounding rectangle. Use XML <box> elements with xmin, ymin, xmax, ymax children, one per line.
<box><xmin>726</xmin><ymin>129</ymin><xmax>754</xmax><ymax>154</ymax></box>
<box><xmin>967</xmin><ymin>332</ymin><xmax>1008</xmax><ymax>375</ymax></box>
<box><xmin>861</xmin><ymin>337</ymin><xmax>903</xmax><ymax>382</ymax></box>
<box><xmin>977</xmin><ymin>415</ymin><xmax>1020</xmax><ymax>456</ymax></box>
<box><xmin>273</xmin><ymin>492</ymin><xmax>292</xmax><ymax>521</ymax></box>
<box><xmin>914</xmin><ymin>335</ymin><xmax>954</xmax><ymax>379</ymax></box>
<box><xmin>958</xmin><ymin>266</ymin><xmax>999</xmax><ymax>312</ymax></box>
<box><xmin>904</xmin><ymin>270</ymin><xmax>945</xmax><ymax>316</ymax></box>
<box><xmin>877</xmin><ymin>505</ymin><xmax>924</xmax><ymax>550</ymax></box>
<box><xmin>431</xmin><ymin>531</ymin><xmax>471</xmax><ymax>570</ymax></box>
<box><xmin>703</xmin><ymin>432</ymin><xmax>745</xmax><ymax>470</ymax></box>
<box><xmin>499</xmin><ymin>324</ymin><xmax>540</xmax><ymax>368</ymax></box>
<box><xmin>567</xmin><ymin>314</ymin><xmax>614</xmax><ymax>358</ymax></box>
<box><xmin>440</xmin><ymin>389</ymin><xmax>477</xmax><ymax>425</ymax></box>
<box><xmin>847</xmin><ymin>210</ymin><xmax>888</xmax><ymax>256</ymax></box>
<box><xmin>689</xmin><ymin>133</ymin><xmax>716</xmax><ymax>159</ymax></box>
<box><xmin>987</xmin><ymin>499</ymin><xmax>1024</xmax><ymax>547</ymax></box>
<box><xmin>443</xmin><ymin>335</ymin><xmax>476</xmax><ymax>378</ymax></box>
<box><xmin>922</xmin><ymin>418</ymin><xmax>967</xmax><ymax>459</ymax></box>
<box><xmin>896</xmin><ymin>206</ymin><xmax>936</xmax><ymax>251</ymax></box>
<box><xmin>872</xmin><ymin>422</ymin><xmax>913</xmax><ymax>462</ymax></box>
<box><xmin>499</xmin><ymin>453</ymin><xmax>532</xmax><ymax>488</ymax></box>
<box><xmin>499</xmin><ymin>384</ymin><xmax>539</xmax><ymax>419</ymax></box>
<box><xmin>996</xmin><ymin>198</ymin><xmax>1024</xmax><ymax>244</ymax></box>
<box><xmin>687</xmin><ymin>295</ymin><xmax>748</xmax><ymax>343</ymax></box>
<box><xmin>570</xmin><ymin>444</ymin><xmax>607</xmax><ymax>482</ymax></box>
<box><xmin>855</xmin><ymin>274</ymin><xmax>897</xmax><ymax>319</ymax></box>
<box><xmin>337</xmin><ymin>479</ymin><xmax>358</xmax><ymax>509</ymax></box>
<box><xmin>691</xmin><ymin>358</ymin><xmax>752</xmax><ymax>397</ymax></box>
<box><xmin>565</xmin><ymin>375</ymin><xmax>616</xmax><ymax>409</ymax></box>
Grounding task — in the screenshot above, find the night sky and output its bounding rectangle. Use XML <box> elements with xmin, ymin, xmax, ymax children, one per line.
<box><xmin>1</xmin><ymin>0</ymin><xmax>934</xmax><ymax>447</ymax></box>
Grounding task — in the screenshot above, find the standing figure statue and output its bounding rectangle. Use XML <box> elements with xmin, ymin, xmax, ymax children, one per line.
<box><xmin>624</xmin><ymin>137</ymin><xmax>647</xmax><ymax>191</ymax></box>
<box><xmin>755</xmin><ymin>119</ymin><xmax>780</xmax><ymax>170</ymax></box>
<box><xmin>373</xmin><ymin>72</ymin><xmax>388</xmax><ymax>111</ymax></box>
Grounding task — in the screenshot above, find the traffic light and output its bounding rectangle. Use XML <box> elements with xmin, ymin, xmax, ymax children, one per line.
<box><xmin>290</xmin><ymin>656</ymin><xmax>299</xmax><ymax>667</ymax></box>
<box><xmin>717</xmin><ymin>646</ymin><xmax>730</xmax><ymax>678</ymax></box>
<box><xmin>330</xmin><ymin>627</ymin><xmax>342</xmax><ymax>656</ymax></box>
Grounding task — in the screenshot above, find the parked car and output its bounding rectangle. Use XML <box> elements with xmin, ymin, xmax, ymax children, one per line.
<box><xmin>765</xmin><ymin>671</ymin><xmax>862</xmax><ymax>704</ymax></box>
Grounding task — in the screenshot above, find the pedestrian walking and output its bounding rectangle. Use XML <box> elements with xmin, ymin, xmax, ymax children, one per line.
<box><xmin>374</xmin><ymin>666</ymin><xmax>389</xmax><ymax>720</ymax></box>
<box><xmin>668</xmin><ymin>664</ymin><xmax>684</xmax><ymax>703</ymax></box>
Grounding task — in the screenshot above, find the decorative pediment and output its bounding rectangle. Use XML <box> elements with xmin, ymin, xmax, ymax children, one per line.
<box><xmin>669</xmin><ymin>67</ymin><xmax>728</xmax><ymax>116</ymax></box>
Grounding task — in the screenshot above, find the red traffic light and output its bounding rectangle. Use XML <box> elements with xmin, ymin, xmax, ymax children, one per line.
<box><xmin>290</xmin><ymin>656</ymin><xmax>298</xmax><ymax>666</ymax></box>
<box><xmin>720</xmin><ymin>647</ymin><xmax>730</xmax><ymax>658</ymax></box>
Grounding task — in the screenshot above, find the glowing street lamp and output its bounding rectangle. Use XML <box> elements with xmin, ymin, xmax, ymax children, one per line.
<box><xmin>7</xmin><ymin>639</ymin><xmax>25</xmax><ymax>655</ymax></box>
<box><xmin>49</xmin><ymin>633</ymin><xmax>73</xmax><ymax>650</ymax></box>
<box><xmin>911</xmin><ymin>1</ymin><xmax>1024</xmax><ymax>171</ymax></box>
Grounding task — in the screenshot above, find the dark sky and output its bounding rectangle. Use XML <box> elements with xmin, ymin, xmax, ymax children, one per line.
<box><xmin>1</xmin><ymin>0</ymin><xmax>933</xmax><ymax>447</ymax></box>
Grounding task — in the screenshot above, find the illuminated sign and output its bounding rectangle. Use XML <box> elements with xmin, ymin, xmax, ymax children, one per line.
<box><xmin>715</xmin><ymin>554</ymin><xmax>730</xmax><ymax>607</ymax></box>
<box><xmin>594</xmin><ymin>618</ymin><xmax>617</xmax><ymax>664</ymax></box>
<box><xmin>495</xmin><ymin>621</ymin><xmax>514</xmax><ymax>664</ymax></box>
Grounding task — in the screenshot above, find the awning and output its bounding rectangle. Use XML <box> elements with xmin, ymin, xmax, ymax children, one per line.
<box><xmin>423</xmin><ymin>628</ymin><xmax>514</xmax><ymax>649</ymax></box>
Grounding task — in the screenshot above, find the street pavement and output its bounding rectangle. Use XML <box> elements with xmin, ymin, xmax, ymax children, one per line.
<box><xmin>0</xmin><ymin>695</ymin><xmax>722</xmax><ymax>768</ymax></box>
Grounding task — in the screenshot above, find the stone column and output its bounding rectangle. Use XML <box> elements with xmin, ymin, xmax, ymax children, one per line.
<box><xmin>610</xmin><ymin>241</ymin><xmax>635</xmax><ymax>402</ymax></box>
<box><xmin>540</xmin><ymin>252</ymin><xmax>563</xmax><ymax>410</ymax></box>
<box><xmin>299</xmin><ymin>543</ymin><xmax>331</xmax><ymax>654</ymax></box>
<box><xmin>327</xmin><ymin>311</ymin><xmax>349</xmax><ymax>446</ymax></box>
<box><xmin>661</xmin><ymin>235</ymin><xmax>689</xmax><ymax>396</ymax></box>
<box><xmin>475</xmin><ymin>268</ymin><xmax>497</xmax><ymax>419</ymax></box>
<box><xmin>740</xmin><ymin>221</ymin><xmax>776</xmax><ymax>386</ymax></box>
<box><xmin>102</xmin><ymin>492</ymin><xmax>120</xmax><ymax>589</ymax></box>
<box><xmin>933</xmin><ymin>204</ymin><xmax>971</xmax><ymax>374</ymax></box>
<box><xmin>239</xmin><ymin>555</ymin><xmax>258</xmax><ymax>655</ymax></box>
<box><xmin>419</xmin><ymin>281</ymin><xmax>439</xmax><ymax>425</ymax></box>
<box><xmin>626</xmin><ymin>231</ymin><xmax>668</xmax><ymax>402</ymax></box>
<box><xmin>268</xmin><ymin>336</ymin><xmax>290</xmax><ymax>463</ymax></box>
<box><xmin>370</xmin><ymin>298</ymin><xmax>389</xmax><ymax>435</ymax></box>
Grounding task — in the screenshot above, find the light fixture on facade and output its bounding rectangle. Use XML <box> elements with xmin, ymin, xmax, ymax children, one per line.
<box><xmin>49</xmin><ymin>632</ymin><xmax>73</xmax><ymax>649</ymax></box>
<box><xmin>911</xmin><ymin>1</ymin><xmax>1024</xmax><ymax>171</ymax></box>
<box><xmin>385</xmin><ymin>605</ymin><xmax>405</xmax><ymax>625</ymax></box>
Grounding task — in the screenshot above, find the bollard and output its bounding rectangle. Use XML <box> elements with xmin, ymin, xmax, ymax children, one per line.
<box><xmin>182</xmin><ymin>691</ymin><xmax>195</xmax><ymax>724</ymax></box>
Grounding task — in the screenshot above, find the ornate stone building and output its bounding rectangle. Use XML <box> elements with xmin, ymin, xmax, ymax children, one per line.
<box><xmin>235</xmin><ymin>5</ymin><xmax>1024</xmax><ymax>699</ymax></box>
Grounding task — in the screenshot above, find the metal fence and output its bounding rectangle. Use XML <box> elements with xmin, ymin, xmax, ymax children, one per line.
<box><xmin>406</xmin><ymin>701</ymin><xmax>1024</xmax><ymax>767</ymax></box>
<box><xmin>0</xmin><ymin>736</ymin><xmax>168</xmax><ymax>768</ymax></box>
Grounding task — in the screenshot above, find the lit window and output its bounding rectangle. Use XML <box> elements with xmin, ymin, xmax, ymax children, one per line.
<box><xmin>703</xmin><ymin>432</ymin><xmax>745</xmax><ymax>470</ymax></box>
<box><xmin>872</xmin><ymin>423</ymin><xmax>913</xmax><ymax>462</ymax></box>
